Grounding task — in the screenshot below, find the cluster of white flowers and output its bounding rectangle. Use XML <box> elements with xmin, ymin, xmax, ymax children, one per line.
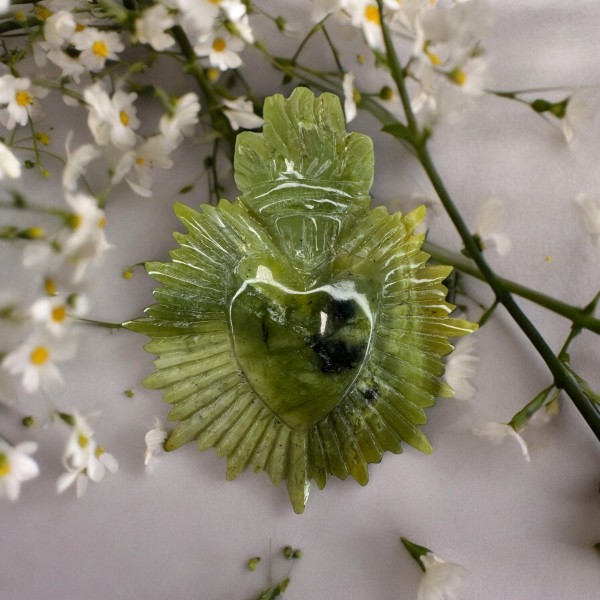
<box><xmin>56</xmin><ymin>412</ymin><xmax>118</xmax><ymax>498</ymax></box>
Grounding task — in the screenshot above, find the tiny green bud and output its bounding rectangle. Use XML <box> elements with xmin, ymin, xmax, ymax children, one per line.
<box><xmin>247</xmin><ymin>556</ymin><xmax>261</xmax><ymax>571</ymax></box>
<box><xmin>124</xmin><ymin>389</ymin><xmax>135</xmax><ymax>398</ymax></box>
<box><xmin>24</xmin><ymin>160</ymin><xmax>35</xmax><ymax>169</ymax></box>
<box><xmin>275</xmin><ymin>16</ymin><xmax>287</xmax><ymax>32</ymax></box>
<box><xmin>379</xmin><ymin>86</ymin><xmax>393</xmax><ymax>101</ymax></box>
<box><xmin>122</xmin><ymin>269</ymin><xmax>134</xmax><ymax>280</ymax></box>
<box><xmin>58</xmin><ymin>412</ymin><xmax>75</xmax><ymax>427</ymax></box>
<box><xmin>22</xmin><ymin>416</ymin><xmax>36</xmax><ymax>428</ymax></box>
<box><xmin>356</xmin><ymin>54</ymin><xmax>366</xmax><ymax>65</ymax></box>
<box><xmin>179</xmin><ymin>185</ymin><xmax>194</xmax><ymax>195</ymax></box>
<box><xmin>283</xmin><ymin>546</ymin><xmax>293</xmax><ymax>559</ymax></box>
<box><xmin>530</xmin><ymin>99</ymin><xmax>553</xmax><ymax>113</ymax></box>
<box><xmin>292</xmin><ymin>549</ymin><xmax>302</xmax><ymax>559</ymax></box>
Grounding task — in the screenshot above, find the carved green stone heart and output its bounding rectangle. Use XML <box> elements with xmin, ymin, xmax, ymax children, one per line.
<box><xmin>127</xmin><ymin>88</ymin><xmax>477</xmax><ymax>513</ymax></box>
<box><xmin>229</xmin><ymin>274</ymin><xmax>375</xmax><ymax>431</ymax></box>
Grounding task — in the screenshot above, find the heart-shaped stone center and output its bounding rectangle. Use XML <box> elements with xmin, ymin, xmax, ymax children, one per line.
<box><xmin>229</xmin><ymin>270</ymin><xmax>375</xmax><ymax>431</ymax></box>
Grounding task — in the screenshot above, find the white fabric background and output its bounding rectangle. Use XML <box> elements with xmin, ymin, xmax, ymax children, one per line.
<box><xmin>1</xmin><ymin>2</ymin><xmax>600</xmax><ymax>599</ymax></box>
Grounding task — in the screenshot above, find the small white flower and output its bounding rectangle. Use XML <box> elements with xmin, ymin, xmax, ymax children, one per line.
<box><xmin>0</xmin><ymin>142</ymin><xmax>21</xmax><ymax>180</ymax></box>
<box><xmin>30</xmin><ymin>294</ymin><xmax>88</xmax><ymax>337</ymax></box>
<box><xmin>194</xmin><ymin>29</ymin><xmax>245</xmax><ymax>71</ymax></box>
<box><xmin>474</xmin><ymin>196</ymin><xmax>512</xmax><ymax>256</ymax></box>
<box><xmin>2</xmin><ymin>330</ymin><xmax>78</xmax><ymax>394</ymax></box>
<box><xmin>144</xmin><ymin>417</ymin><xmax>168</xmax><ymax>475</ymax></box>
<box><xmin>59</xmin><ymin>192</ymin><xmax>111</xmax><ymax>280</ymax></box>
<box><xmin>348</xmin><ymin>0</ymin><xmax>385</xmax><ymax>52</ymax></box>
<box><xmin>472</xmin><ymin>422</ymin><xmax>530</xmax><ymax>462</ymax></box>
<box><xmin>43</xmin><ymin>10</ymin><xmax>76</xmax><ymax>47</ymax></box>
<box><xmin>57</xmin><ymin>412</ymin><xmax>118</xmax><ymax>498</ymax></box>
<box><xmin>222</xmin><ymin>97</ymin><xmax>264</xmax><ymax>131</ymax></box>
<box><xmin>124</xmin><ymin>135</ymin><xmax>175</xmax><ymax>197</ymax></box>
<box><xmin>418</xmin><ymin>552</ymin><xmax>469</xmax><ymax>600</ymax></box>
<box><xmin>573</xmin><ymin>193</ymin><xmax>600</xmax><ymax>246</ymax></box>
<box><xmin>74</xmin><ymin>28</ymin><xmax>124</xmax><ymax>72</ymax></box>
<box><xmin>135</xmin><ymin>4</ymin><xmax>175</xmax><ymax>51</ymax></box>
<box><xmin>0</xmin><ymin>75</ymin><xmax>46</xmax><ymax>130</ymax></box>
<box><xmin>0</xmin><ymin>440</ymin><xmax>39</xmax><ymax>502</ymax></box>
<box><xmin>561</xmin><ymin>89</ymin><xmax>598</xmax><ymax>143</ymax></box>
<box><xmin>448</xmin><ymin>56</ymin><xmax>489</xmax><ymax>97</ymax></box>
<box><xmin>159</xmin><ymin>92</ymin><xmax>200</xmax><ymax>146</ymax></box>
<box><xmin>63</xmin><ymin>131</ymin><xmax>100</xmax><ymax>192</ymax></box>
<box><xmin>343</xmin><ymin>72</ymin><xmax>357</xmax><ymax>123</ymax></box>
<box><xmin>84</xmin><ymin>83</ymin><xmax>140</xmax><ymax>150</ymax></box>
<box><xmin>444</xmin><ymin>335</ymin><xmax>479</xmax><ymax>401</ymax></box>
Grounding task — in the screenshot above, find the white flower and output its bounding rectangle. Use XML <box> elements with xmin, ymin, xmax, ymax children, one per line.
<box><xmin>418</xmin><ymin>552</ymin><xmax>469</xmax><ymax>600</ymax></box>
<box><xmin>474</xmin><ymin>196</ymin><xmax>512</xmax><ymax>256</ymax></box>
<box><xmin>222</xmin><ymin>97</ymin><xmax>264</xmax><ymax>131</ymax></box>
<box><xmin>343</xmin><ymin>72</ymin><xmax>357</xmax><ymax>123</ymax></box>
<box><xmin>0</xmin><ymin>142</ymin><xmax>21</xmax><ymax>180</ymax></box>
<box><xmin>2</xmin><ymin>330</ymin><xmax>78</xmax><ymax>393</ymax></box>
<box><xmin>472</xmin><ymin>422</ymin><xmax>530</xmax><ymax>462</ymax></box>
<box><xmin>57</xmin><ymin>412</ymin><xmax>118</xmax><ymax>498</ymax></box>
<box><xmin>194</xmin><ymin>29</ymin><xmax>245</xmax><ymax>71</ymax></box>
<box><xmin>30</xmin><ymin>294</ymin><xmax>88</xmax><ymax>337</ymax></box>
<box><xmin>444</xmin><ymin>335</ymin><xmax>479</xmax><ymax>401</ymax></box>
<box><xmin>135</xmin><ymin>4</ymin><xmax>175</xmax><ymax>51</ymax></box>
<box><xmin>0</xmin><ymin>1</ymin><xmax>9</xmax><ymax>14</ymax></box>
<box><xmin>347</xmin><ymin>0</ymin><xmax>385</xmax><ymax>52</ymax></box>
<box><xmin>448</xmin><ymin>56</ymin><xmax>489</xmax><ymax>97</ymax></box>
<box><xmin>176</xmin><ymin>0</ymin><xmax>246</xmax><ymax>29</ymax></box>
<box><xmin>59</xmin><ymin>192</ymin><xmax>111</xmax><ymax>281</ymax></box>
<box><xmin>84</xmin><ymin>83</ymin><xmax>139</xmax><ymax>150</ymax></box>
<box><xmin>43</xmin><ymin>10</ymin><xmax>76</xmax><ymax>47</ymax></box>
<box><xmin>144</xmin><ymin>417</ymin><xmax>168</xmax><ymax>475</ymax></box>
<box><xmin>159</xmin><ymin>92</ymin><xmax>200</xmax><ymax>146</ymax></box>
<box><xmin>0</xmin><ymin>440</ymin><xmax>39</xmax><ymax>502</ymax></box>
<box><xmin>124</xmin><ymin>135</ymin><xmax>175</xmax><ymax>197</ymax></box>
<box><xmin>74</xmin><ymin>28</ymin><xmax>124</xmax><ymax>72</ymax></box>
<box><xmin>573</xmin><ymin>193</ymin><xmax>600</xmax><ymax>246</ymax></box>
<box><xmin>63</xmin><ymin>132</ymin><xmax>100</xmax><ymax>192</ymax></box>
<box><xmin>0</xmin><ymin>75</ymin><xmax>46</xmax><ymax>130</ymax></box>
<box><xmin>561</xmin><ymin>89</ymin><xmax>598</xmax><ymax>143</ymax></box>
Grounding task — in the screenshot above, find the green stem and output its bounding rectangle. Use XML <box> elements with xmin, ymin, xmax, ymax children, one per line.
<box><xmin>75</xmin><ymin>318</ymin><xmax>124</xmax><ymax>329</ymax></box>
<box><xmin>423</xmin><ymin>241</ymin><xmax>600</xmax><ymax>334</ymax></box>
<box><xmin>170</xmin><ymin>25</ymin><xmax>236</xmax><ymax>155</ymax></box>
<box><xmin>376</xmin><ymin>0</ymin><xmax>600</xmax><ymax>441</ymax></box>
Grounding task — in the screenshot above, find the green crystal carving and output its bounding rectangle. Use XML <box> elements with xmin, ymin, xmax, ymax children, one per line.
<box><xmin>125</xmin><ymin>87</ymin><xmax>477</xmax><ymax>513</ymax></box>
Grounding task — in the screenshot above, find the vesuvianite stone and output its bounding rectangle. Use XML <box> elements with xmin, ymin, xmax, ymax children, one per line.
<box><xmin>128</xmin><ymin>88</ymin><xmax>477</xmax><ymax>513</ymax></box>
<box><xmin>230</xmin><ymin>267</ymin><xmax>375</xmax><ymax>431</ymax></box>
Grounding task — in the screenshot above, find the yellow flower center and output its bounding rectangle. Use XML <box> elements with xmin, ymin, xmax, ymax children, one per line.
<box><xmin>35</xmin><ymin>6</ymin><xmax>53</xmax><ymax>20</ymax></box>
<box><xmin>78</xmin><ymin>434</ymin><xmax>89</xmax><ymax>449</ymax></box>
<box><xmin>75</xmin><ymin>23</ymin><xmax>85</xmax><ymax>33</ymax></box>
<box><xmin>25</xmin><ymin>226</ymin><xmax>44</xmax><ymax>239</ymax></box>
<box><xmin>212</xmin><ymin>37</ymin><xmax>227</xmax><ymax>52</ymax></box>
<box><xmin>68</xmin><ymin>213</ymin><xmax>81</xmax><ymax>229</ymax></box>
<box><xmin>364</xmin><ymin>5</ymin><xmax>380</xmax><ymax>24</ymax></box>
<box><xmin>450</xmin><ymin>68</ymin><xmax>467</xmax><ymax>86</ymax></box>
<box><xmin>45</xmin><ymin>278</ymin><xmax>57</xmax><ymax>296</ymax></box>
<box><xmin>16</xmin><ymin>90</ymin><xmax>33</xmax><ymax>107</ymax></box>
<box><xmin>135</xmin><ymin>156</ymin><xmax>145</xmax><ymax>166</ymax></box>
<box><xmin>0</xmin><ymin>453</ymin><xmax>10</xmax><ymax>478</ymax></box>
<box><xmin>209</xmin><ymin>0</ymin><xmax>221</xmax><ymax>4</ymax></box>
<box><xmin>51</xmin><ymin>306</ymin><xmax>67</xmax><ymax>322</ymax></box>
<box><xmin>30</xmin><ymin>346</ymin><xmax>50</xmax><ymax>366</ymax></box>
<box><xmin>95</xmin><ymin>445</ymin><xmax>105</xmax><ymax>458</ymax></box>
<box><xmin>92</xmin><ymin>40</ymin><xmax>109</xmax><ymax>58</ymax></box>
<box><xmin>119</xmin><ymin>111</ymin><xmax>130</xmax><ymax>126</ymax></box>
<box><xmin>98</xmin><ymin>216</ymin><xmax>106</xmax><ymax>228</ymax></box>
